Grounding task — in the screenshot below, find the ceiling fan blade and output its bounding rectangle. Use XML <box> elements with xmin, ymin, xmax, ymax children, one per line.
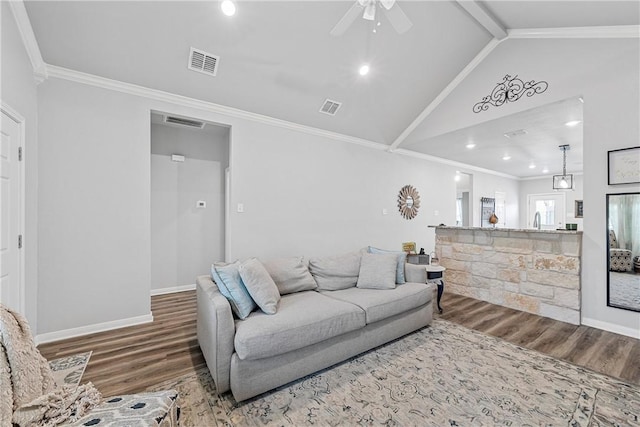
<box><xmin>385</xmin><ymin>2</ymin><xmax>412</xmax><ymax>34</ymax></box>
<box><xmin>380</xmin><ymin>0</ymin><xmax>395</xmax><ymax>11</ymax></box>
<box><xmin>363</xmin><ymin>3</ymin><xmax>376</xmax><ymax>20</ymax></box>
<box><xmin>330</xmin><ymin>2</ymin><xmax>364</xmax><ymax>36</ymax></box>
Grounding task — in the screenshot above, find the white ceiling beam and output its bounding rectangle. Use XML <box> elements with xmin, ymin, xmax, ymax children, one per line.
<box><xmin>388</xmin><ymin>37</ymin><xmax>502</xmax><ymax>152</ymax></box>
<box><xmin>8</xmin><ymin>0</ymin><xmax>48</xmax><ymax>83</ymax></box>
<box><xmin>456</xmin><ymin>0</ymin><xmax>507</xmax><ymax>40</ymax></box>
<box><xmin>509</xmin><ymin>25</ymin><xmax>640</xmax><ymax>39</ymax></box>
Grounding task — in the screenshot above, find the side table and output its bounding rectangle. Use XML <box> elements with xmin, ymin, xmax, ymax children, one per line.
<box><xmin>424</xmin><ymin>265</ymin><xmax>445</xmax><ymax>314</ymax></box>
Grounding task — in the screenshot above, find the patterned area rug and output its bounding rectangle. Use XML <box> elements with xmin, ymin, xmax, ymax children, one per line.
<box><xmin>150</xmin><ymin>320</ymin><xmax>640</xmax><ymax>426</ymax></box>
<box><xmin>48</xmin><ymin>351</ymin><xmax>92</xmax><ymax>388</ymax></box>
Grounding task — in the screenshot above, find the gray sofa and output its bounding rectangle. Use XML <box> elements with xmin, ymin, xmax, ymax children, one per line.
<box><xmin>196</xmin><ymin>257</ymin><xmax>434</xmax><ymax>402</ymax></box>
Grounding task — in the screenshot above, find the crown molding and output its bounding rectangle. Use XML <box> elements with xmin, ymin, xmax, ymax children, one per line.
<box><xmin>509</xmin><ymin>25</ymin><xmax>640</xmax><ymax>39</ymax></box>
<box><xmin>395</xmin><ymin>148</ymin><xmax>519</xmax><ymax>180</ymax></box>
<box><xmin>46</xmin><ymin>64</ymin><xmax>389</xmax><ymax>152</ymax></box>
<box><xmin>8</xmin><ymin>0</ymin><xmax>48</xmax><ymax>83</ymax></box>
<box><xmin>46</xmin><ymin>65</ymin><xmax>521</xmax><ymax>180</ymax></box>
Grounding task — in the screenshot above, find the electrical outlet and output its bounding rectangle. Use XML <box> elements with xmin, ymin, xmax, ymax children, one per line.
<box><xmin>434</xmin><ymin>210</ymin><xmax>440</xmax><ymax>216</ymax></box>
<box><xmin>382</xmin><ymin>208</ymin><xmax>388</xmax><ymax>215</ymax></box>
<box><xmin>196</xmin><ymin>200</ymin><xmax>206</xmax><ymax>208</ymax></box>
<box><xmin>237</xmin><ymin>203</ymin><xmax>244</xmax><ymax>213</ymax></box>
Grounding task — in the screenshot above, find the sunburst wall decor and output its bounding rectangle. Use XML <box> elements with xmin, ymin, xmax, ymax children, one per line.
<box><xmin>398</xmin><ymin>185</ymin><xmax>420</xmax><ymax>220</ymax></box>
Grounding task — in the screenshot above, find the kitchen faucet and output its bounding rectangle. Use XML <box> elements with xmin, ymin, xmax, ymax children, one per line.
<box><xmin>533</xmin><ymin>211</ymin><xmax>541</xmax><ymax>230</ymax></box>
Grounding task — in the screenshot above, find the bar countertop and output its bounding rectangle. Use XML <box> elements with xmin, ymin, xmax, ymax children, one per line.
<box><xmin>429</xmin><ymin>225</ymin><xmax>582</xmax><ymax>234</ymax></box>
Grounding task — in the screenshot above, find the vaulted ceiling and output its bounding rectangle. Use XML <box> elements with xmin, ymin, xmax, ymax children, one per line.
<box><xmin>22</xmin><ymin>1</ymin><xmax>640</xmax><ymax>177</ymax></box>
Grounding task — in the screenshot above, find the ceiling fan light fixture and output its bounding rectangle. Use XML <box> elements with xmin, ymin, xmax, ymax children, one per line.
<box><xmin>363</xmin><ymin>3</ymin><xmax>376</xmax><ymax>20</ymax></box>
<box><xmin>220</xmin><ymin>0</ymin><xmax>236</xmax><ymax>16</ymax></box>
<box><xmin>358</xmin><ymin>64</ymin><xmax>370</xmax><ymax>76</ymax></box>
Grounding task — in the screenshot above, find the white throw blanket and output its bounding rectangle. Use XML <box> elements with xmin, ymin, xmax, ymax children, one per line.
<box><xmin>0</xmin><ymin>305</ymin><xmax>102</xmax><ymax>426</ymax></box>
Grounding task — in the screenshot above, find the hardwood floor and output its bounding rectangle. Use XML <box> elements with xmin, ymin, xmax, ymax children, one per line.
<box><xmin>38</xmin><ymin>291</ymin><xmax>206</xmax><ymax>396</ymax></box>
<box><xmin>38</xmin><ymin>290</ymin><xmax>640</xmax><ymax>397</ymax></box>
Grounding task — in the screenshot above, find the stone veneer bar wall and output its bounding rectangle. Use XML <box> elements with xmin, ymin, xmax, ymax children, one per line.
<box><xmin>435</xmin><ymin>226</ymin><xmax>582</xmax><ymax>324</ymax></box>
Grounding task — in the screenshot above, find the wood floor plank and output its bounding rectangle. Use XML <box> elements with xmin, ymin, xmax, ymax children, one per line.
<box><xmin>37</xmin><ymin>289</ymin><xmax>640</xmax><ymax>398</ymax></box>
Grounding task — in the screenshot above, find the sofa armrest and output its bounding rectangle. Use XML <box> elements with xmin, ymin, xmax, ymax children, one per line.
<box><xmin>404</xmin><ymin>263</ymin><xmax>427</xmax><ymax>283</ymax></box>
<box><xmin>196</xmin><ymin>275</ymin><xmax>235</xmax><ymax>394</ymax></box>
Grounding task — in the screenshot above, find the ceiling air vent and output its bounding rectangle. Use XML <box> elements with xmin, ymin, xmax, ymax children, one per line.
<box><xmin>319</xmin><ymin>99</ymin><xmax>342</xmax><ymax>116</ymax></box>
<box><xmin>503</xmin><ymin>129</ymin><xmax>528</xmax><ymax>139</ymax></box>
<box><xmin>188</xmin><ymin>47</ymin><xmax>219</xmax><ymax>76</ymax></box>
<box><xmin>163</xmin><ymin>115</ymin><xmax>205</xmax><ymax>129</ymax></box>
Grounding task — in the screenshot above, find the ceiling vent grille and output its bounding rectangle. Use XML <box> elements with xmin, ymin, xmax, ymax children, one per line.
<box><xmin>188</xmin><ymin>47</ymin><xmax>219</xmax><ymax>76</ymax></box>
<box><xmin>503</xmin><ymin>129</ymin><xmax>528</xmax><ymax>138</ymax></box>
<box><xmin>319</xmin><ymin>99</ymin><xmax>342</xmax><ymax>116</ymax></box>
<box><xmin>164</xmin><ymin>115</ymin><xmax>205</xmax><ymax>129</ymax></box>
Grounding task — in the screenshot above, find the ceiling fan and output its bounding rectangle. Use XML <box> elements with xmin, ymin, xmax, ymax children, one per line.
<box><xmin>330</xmin><ymin>0</ymin><xmax>413</xmax><ymax>36</ymax></box>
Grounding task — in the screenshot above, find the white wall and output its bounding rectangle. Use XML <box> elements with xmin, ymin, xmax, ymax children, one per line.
<box><xmin>34</xmin><ymin>76</ymin><xmax>519</xmax><ymax>335</ymax></box>
<box><xmin>416</xmin><ymin>37</ymin><xmax>640</xmax><ymax>336</ymax></box>
<box><xmin>1</xmin><ymin>3</ymin><xmax>39</xmax><ymax>330</ymax></box>
<box><xmin>519</xmin><ymin>175</ymin><xmax>584</xmax><ymax>230</ymax></box>
<box><xmin>37</xmin><ymin>80</ymin><xmax>153</xmax><ymax>334</ymax></box>
<box><xmin>150</xmin><ymin>123</ymin><xmax>228</xmax><ymax>290</ymax></box>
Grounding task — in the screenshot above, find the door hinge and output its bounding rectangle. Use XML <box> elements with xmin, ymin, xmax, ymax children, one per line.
<box><xmin>18</xmin><ymin>147</ymin><xmax>23</xmax><ymax>161</ymax></box>
<box><xmin>18</xmin><ymin>234</ymin><xmax>23</xmax><ymax>249</ymax></box>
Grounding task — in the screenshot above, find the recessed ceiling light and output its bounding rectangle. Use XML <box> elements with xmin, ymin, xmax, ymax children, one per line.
<box><xmin>454</xmin><ymin>174</ymin><xmax>461</xmax><ymax>182</ymax></box>
<box><xmin>542</xmin><ymin>167</ymin><xmax>549</xmax><ymax>174</ymax></box>
<box><xmin>358</xmin><ymin>64</ymin><xmax>370</xmax><ymax>76</ymax></box>
<box><xmin>221</xmin><ymin>0</ymin><xmax>236</xmax><ymax>16</ymax></box>
<box><xmin>502</xmin><ymin>155</ymin><xmax>511</xmax><ymax>161</ymax></box>
<box><xmin>529</xmin><ymin>163</ymin><xmax>536</xmax><ymax>169</ymax></box>
<box><xmin>465</xmin><ymin>143</ymin><xmax>476</xmax><ymax>149</ymax></box>
<box><xmin>565</xmin><ymin>120</ymin><xmax>581</xmax><ymax>127</ymax></box>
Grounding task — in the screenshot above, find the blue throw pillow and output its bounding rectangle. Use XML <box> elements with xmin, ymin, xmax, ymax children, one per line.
<box><xmin>368</xmin><ymin>246</ymin><xmax>407</xmax><ymax>284</ymax></box>
<box><xmin>211</xmin><ymin>262</ymin><xmax>256</xmax><ymax>319</ymax></box>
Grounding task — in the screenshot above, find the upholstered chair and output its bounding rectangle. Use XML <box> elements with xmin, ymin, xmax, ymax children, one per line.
<box><xmin>609</xmin><ymin>230</ymin><xmax>633</xmax><ymax>272</ymax></box>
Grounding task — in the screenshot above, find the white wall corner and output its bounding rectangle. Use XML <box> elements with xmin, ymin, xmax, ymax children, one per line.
<box><xmin>34</xmin><ymin>313</ymin><xmax>153</xmax><ymax>346</ymax></box>
<box><xmin>8</xmin><ymin>0</ymin><xmax>48</xmax><ymax>84</ymax></box>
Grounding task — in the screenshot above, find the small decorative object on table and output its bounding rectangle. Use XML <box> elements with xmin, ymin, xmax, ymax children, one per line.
<box><xmin>402</xmin><ymin>241</ymin><xmax>417</xmax><ymax>254</ymax></box>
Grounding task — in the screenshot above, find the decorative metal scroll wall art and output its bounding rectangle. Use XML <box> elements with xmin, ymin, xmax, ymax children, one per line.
<box><xmin>473</xmin><ymin>74</ymin><xmax>549</xmax><ymax>113</ymax></box>
<box><xmin>398</xmin><ymin>185</ymin><xmax>421</xmax><ymax>220</ymax></box>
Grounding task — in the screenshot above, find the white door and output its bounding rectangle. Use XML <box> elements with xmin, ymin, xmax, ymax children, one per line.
<box><xmin>527</xmin><ymin>193</ymin><xmax>566</xmax><ymax>230</ymax></box>
<box><xmin>0</xmin><ymin>108</ymin><xmax>24</xmax><ymax>313</ymax></box>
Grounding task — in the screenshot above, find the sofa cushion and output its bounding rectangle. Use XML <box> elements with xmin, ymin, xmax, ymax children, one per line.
<box><xmin>211</xmin><ymin>262</ymin><xmax>256</xmax><ymax>320</ymax></box>
<box><xmin>238</xmin><ymin>258</ymin><xmax>281</xmax><ymax>314</ymax></box>
<box><xmin>368</xmin><ymin>246</ymin><xmax>408</xmax><ymax>284</ymax></box>
<box><xmin>357</xmin><ymin>253</ymin><xmax>398</xmax><ymax>289</ymax></box>
<box><xmin>321</xmin><ymin>282</ymin><xmax>432</xmax><ymax>324</ymax></box>
<box><xmin>262</xmin><ymin>256</ymin><xmax>317</xmax><ymax>295</ymax></box>
<box><xmin>308</xmin><ymin>251</ymin><xmax>362</xmax><ymax>291</ymax></box>
<box><xmin>234</xmin><ymin>291</ymin><xmax>366</xmax><ymax>360</ymax></box>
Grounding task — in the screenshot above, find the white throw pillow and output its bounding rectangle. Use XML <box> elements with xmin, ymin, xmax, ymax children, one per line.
<box><xmin>262</xmin><ymin>256</ymin><xmax>317</xmax><ymax>295</ymax></box>
<box><xmin>238</xmin><ymin>258</ymin><xmax>281</xmax><ymax>314</ymax></box>
<box><xmin>357</xmin><ymin>253</ymin><xmax>398</xmax><ymax>289</ymax></box>
<box><xmin>308</xmin><ymin>251</ymin><xmax>362</xmax><ymax>291</ymax></box>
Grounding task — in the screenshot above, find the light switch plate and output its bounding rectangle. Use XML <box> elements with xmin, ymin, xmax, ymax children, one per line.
<box><xmin>196</xmin><ymin>201</ymin><xmax>206</xmax><ymax>208</ymax></box>
<box><xmin>237</xmin><ymin>203</ymin><xmax>244</xmax><ymax>213</ymax></box>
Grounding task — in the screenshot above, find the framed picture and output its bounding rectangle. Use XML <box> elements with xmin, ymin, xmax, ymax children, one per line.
<box><xmin>575</xmin><ymin>200</ymin><xmax>583</xmax><ymax>218</ymax></box>
<box><xmin>608</xmin><ymin>146</ymin><xmax>640</xmax><ymax>185</ymax></box>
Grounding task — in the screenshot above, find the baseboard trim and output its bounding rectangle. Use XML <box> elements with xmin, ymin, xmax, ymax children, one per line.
<box><xmin>581</xmin><ymin>317</ymin><xmax>640</xmax><ymax>339</ymax></box>
<box><xmin>151</xmin><ymin>284</ymin><xmax>196</xmax><ymax>296</ymax></box>
<box><xmin>35</xmin><ymin>313</ymin><xmax>154</xmax><ymax>345</ymax></box>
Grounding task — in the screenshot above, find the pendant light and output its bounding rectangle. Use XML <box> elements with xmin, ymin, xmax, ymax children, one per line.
<box><xmin>552</xmin><ymin>144</ymin><xmax>574</xmax><ymax>190</ymax></box>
